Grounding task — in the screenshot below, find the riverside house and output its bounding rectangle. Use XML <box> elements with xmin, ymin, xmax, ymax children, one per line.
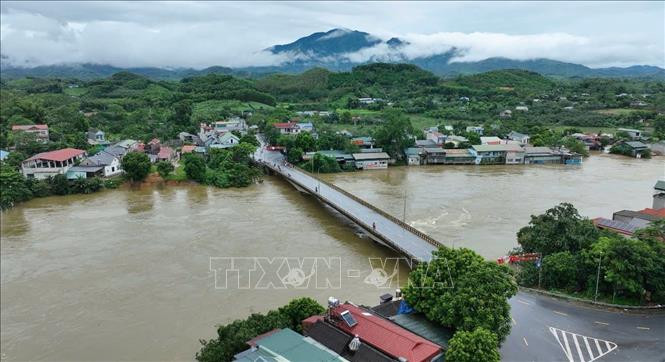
<box><xmin>21</xmin><ymin>148</ymin><xmax>86</xmax><ymax>179</ymax></box>
<box><xmin>470</xmin><ymin>144</ymin><xmax>524</xmax><ymax>165</ymax></box>
<box><xmin>68</xmin><ymin>150</ymin><xmax>122</xmax><ymax>179</ymax></box>
<box><xmin>12</xmin><ymin>124</ymin><xmax>49</xmax><ymax>143</ymax></box>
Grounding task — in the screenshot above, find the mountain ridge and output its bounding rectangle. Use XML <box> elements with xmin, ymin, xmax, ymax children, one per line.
<box><xmin>2</xmin><ymin>28</ymin><xmax>663</xmax><ymax>80</ymax></box>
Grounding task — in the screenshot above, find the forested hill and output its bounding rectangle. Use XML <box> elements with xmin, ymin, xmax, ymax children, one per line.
<box><xmin>1</xmin><ymin>63</ymin><xmax>664</xmax><ymax>152</ymax></box>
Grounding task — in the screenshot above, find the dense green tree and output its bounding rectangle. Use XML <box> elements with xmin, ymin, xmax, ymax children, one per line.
<box><xmin>0</xmin><ymin>165</ymin><xmax>33</xmax><ymax>209</ymax></box>
<box><xmin>517</xmin><ymin>203</ymin><xmax>599</xmax><ymax>256</ymax></box>
<box><xmin>302</xmin><ymin>153</ymin><xmax>341</xmax><ymax>173</ymax></box>
<box><xmin>541</xmin><ymin>251</ymin><xmax>579</xmax><ymax>290</ymax></box>
<box><xmin>294</xmin><ymin>132</ymin><xmax>316</xmax><ymax>152</ymax></box>
<box><xmin>287</xmin><ymin>147</ymin><xmax>303</xmax><ymax>164</ymax></box>
<box><xmin>156</xmin><ymin>161</ymin><xmax>175</xmax><ymax>179</ymax></box>
<box><xmin>373</xmin><ymin>110</ymin><xmax>415</xmax><ymax>158</ymax></box>
<box><xmin>49</xmin><ymin>174</ymin><xmax>70</xmax><ymax>195</ymax></box>
<box><xmin>182</xmin><ymin>154</ymin><xmax>207</xmax><ymax>183</ymax></box>
<box><xmin>446</xmin><ymin>328</ymin><xmax>500</xmax><ymax>362</ymax></box>
<box><xmin>121</xmin><ymin>152</ymin><xmax>151</xmax><ymax>182</ymax></box>
<box><xmin>403</xmin><ymin>247</ymin><xmax>517</xmax><ymax>342</ymax></box>
<box><xmin>561</xmin><ymin>137</ymin><xmax>589</xmax><ymax>157</ymax></box>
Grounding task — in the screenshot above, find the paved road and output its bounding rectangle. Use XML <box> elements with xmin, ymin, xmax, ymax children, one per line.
<box><xmin>256</xmin><ymin>148</ymin><xmax>437</xmax><ymax>262</ymax></box>
<box><xmin>503</xmin><ymin>291</ymin><xmax>665</xmax><ymax>362</ymax></box>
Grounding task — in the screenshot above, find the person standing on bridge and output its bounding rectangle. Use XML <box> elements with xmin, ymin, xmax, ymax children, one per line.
<box><xmin>372</xmin><ymin>222</ymin><xmax>376</xmax><ymax>231</ymax></box>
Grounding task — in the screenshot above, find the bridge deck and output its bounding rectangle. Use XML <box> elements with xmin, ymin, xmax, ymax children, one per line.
<box><xmin>258</xmin><ymin>150</ymin><xmax>439</xmax><ymax>262</ymax></box>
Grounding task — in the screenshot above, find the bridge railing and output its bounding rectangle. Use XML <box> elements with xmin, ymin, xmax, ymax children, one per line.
<box><xmin>309</xmin><ymin>172</ymin><xmax>444</xmax><ymax>249</ymax></box>
<box><xmin>260</xmin><ymin>158</ymin><xmax>443</xmax><ymax>249</ymax></box>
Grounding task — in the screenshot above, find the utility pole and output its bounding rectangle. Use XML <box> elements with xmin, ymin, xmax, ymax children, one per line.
<box><xmin>402</xmin><ymin>190</ymin><xmax>407</xmax><ymax>223</ymax></box>
<box><xmin>594</xmin><ymin>252</ymin><xmax>603</xmax><ymax>302</ymax></box>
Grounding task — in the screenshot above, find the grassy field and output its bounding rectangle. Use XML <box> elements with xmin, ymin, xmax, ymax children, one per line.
<box><xmin>193</xmin><ymin>100</ymin><xmax>273</xmax><ymax>121</ymax></box>
<box><xmin>64</xmin><ymin>87</ymin><xmax>88</xmax><ymax>96</ymax></box>
<box><xmin>592</xmin><ymin>108</ymin><xmax>636</xmax><ymax>115</ymax></box>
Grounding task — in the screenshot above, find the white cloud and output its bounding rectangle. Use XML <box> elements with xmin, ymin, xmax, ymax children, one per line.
<box><xmin>0</xmin><ymin>1</ymin><xmax>663</xmax><ymax>69</ymax></box>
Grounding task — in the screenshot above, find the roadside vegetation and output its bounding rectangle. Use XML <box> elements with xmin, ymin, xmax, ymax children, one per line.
<box><xmin>403</xmin><ymin>246</ymin><xmax>517</xmax><ymax>361</ymax></box>
<box><xmin>513</xmin><ymin>203</ymin><xmax>665</xmax><ymax>305</ymax></box>
<box><xmin>196</xmin><ymin>297</ymin><xmax>324</xmax><ymax>362</ymax></box>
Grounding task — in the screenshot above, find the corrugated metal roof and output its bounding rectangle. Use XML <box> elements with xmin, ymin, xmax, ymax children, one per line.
<box><xmin>389</xmin><ymin>313</ymin><xmax>453</xmax><ymax>349</ymax></box>
<box><xmin>472</xmin><ymin>144</ymin><xmax>524</xmax><ymax>152</ymax></box>
<box><xmin>253</xmin><ymin>328</ymin><xmax>345</xmax><ymax>361</ymax></box>
<box><xmin>352</xmin><ymin>152</ymin><xmax>390</xmax><ymax>160</ymax></box>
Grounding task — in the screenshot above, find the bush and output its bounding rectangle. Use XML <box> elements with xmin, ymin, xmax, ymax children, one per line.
<box><xmin>542</xmin><ymin>251</ymin><xmax>579</xmax><ymax>290</ymax></box>
<box><xmin>121</xmin><ymin>152</ymin><xmax>151</xmax><ymax>182</ymax></box>
<box><xmin>183</xmin><ymin>154</ymin><xmax>207</xmax><ymax>182</ymax></box>
<box><xmin>196</xmin><ymin>297</ymin><xmax>324</xmax><ymax>362</ymax></box>
<box><xmin>446</xmin><ymin>328</ymin><xmax>500</xmax><ymax>362</ymax></box>
<box><xmin>156</xmin><ymin>161</ymin><xmax>174</xmax><ymax>179</ymax></box>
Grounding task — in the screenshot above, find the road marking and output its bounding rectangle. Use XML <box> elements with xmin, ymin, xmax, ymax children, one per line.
<box><xmin>636</xmin><ymin>326</ymin><xmax>650</xmax><ymax>330</ymax></box>
<box><xmin>594</xmin><ymin>321</ymin><xmax>609</xmax><ymax>326</ymax></box>
<box><xmin>549</xmin><ymin>326</ymin><xmax>618</xmax><ymax>362</ymax></box>
<box><xmin>523</xmin><ymin>337</ymin><xmax>528</xmax><ymax>346</ymax></box>
<box><xmin>517</xmin><ymin>298</ymin><xmax>531</xmax><ymax>305</ymax></box>
<box><xmin>553</xmin><ymin>310</ymin><xmax>569</xmax><ymax>317</ymax></box>
<box><xmin>512</xmin><ymin>317</ymin><xmax>517</xmax><ymax>325</ymax></box>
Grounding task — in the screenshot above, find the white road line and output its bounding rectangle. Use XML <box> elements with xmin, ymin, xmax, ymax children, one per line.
<box><xmin>517</xmin><ymin>299</ymin><xmax>531</xmax><ymax>305</ymax></box>
<box><xmin>512</xmin><ymin>317</ymin><xmax>517</xmax><ymax>325</ymax></box>
<box><xmin>549</xmin><ymin>326</ymin><xmax>618</xmax><ymax>362</ymax></box>
<box><xmin>554</xmin><ymin>310</ymin><xmax>569</xmax><ymax>317</ymax></box>
<box><xmin>523</xmin><ymin>337</ymin><xmax>528</xmax><ymax>346</ymax></box>
<box><xmin>594</xmin><ymin>321</ymin><xmax>609</xmax><ymax>326</ymax></box>
<box><xmin>636</xmin><ymin>326</ymin><xmax>650</xmax><ymax>330</ymax></box>
<box><xmin>583</xmin><ymin>337</ymin><xmax>594</xmax><ymax>360</ymax></box>
<box><xmin>573</xmin><ymin>333</ymin><xmax>585</xmax><ymax>362</ymax></box>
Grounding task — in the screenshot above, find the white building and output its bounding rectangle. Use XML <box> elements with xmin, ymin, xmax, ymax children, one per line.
<box><xmin>22</xmin><ymin>148</ymin><xmax>86</xmax><ymax>179</ymax></box>
<box><xmin>352</xmin><ymin>152</ymin><xmax>391</xmax><ymax>170</ymax></box>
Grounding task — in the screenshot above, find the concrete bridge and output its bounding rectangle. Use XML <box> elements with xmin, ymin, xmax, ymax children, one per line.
<box><xmin>256</xmin><ymin>148</ymin><xmax>441</xmax><ymax>262</ymax></box>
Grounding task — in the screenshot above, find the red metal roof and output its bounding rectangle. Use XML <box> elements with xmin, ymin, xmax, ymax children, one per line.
<box><xmin>331</xmin><ymin>303</ymin><xmax>442</xmax><ymax>362</ymax></box>
<box><xmin>157</xmin><ymin>146</ymin><xmax>174</xmax><ymax>159</ymax></box>
<box><xmin>181</xmin><ymin>145</ymin><xmax>196</xmax><ymax>153</ymax></box>
<box><xmin>273</xmin><ymin>122</ymin><xmax>297</xmax><ymax>129</ymax></box>
<box><xmin>26</xmin><ymin>148</ymin><xmax>85</xmax><ymax>162</ymax></box>
<box><xmin>12</xmin><ymin>124</ymin><xmax>48</xmax><ymax>131</ymax></box>
<box><xmin>639</xmin><ymin>208</ymin><xmax>665</xmax><ymax>218</ymax></box>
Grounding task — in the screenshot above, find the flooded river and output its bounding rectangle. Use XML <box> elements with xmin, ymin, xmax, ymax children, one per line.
<box><xmin>1</xmin><ymin>153</ymin><xmax>662</xmax><ymax>361</ymax></box>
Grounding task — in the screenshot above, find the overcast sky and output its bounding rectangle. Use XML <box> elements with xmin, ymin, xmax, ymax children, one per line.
<box><xmin>1</xmin><ymin>1</ymin><xmax>663</xmax><ymax>69</ymax></box>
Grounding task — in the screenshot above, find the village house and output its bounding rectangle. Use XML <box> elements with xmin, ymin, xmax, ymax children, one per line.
<box><xmin>351</xmin><ymin>136</ymin><xmax>375</xmax><ymax>149</ymax></box>
<box><xmin>470</xmin><ymin>144</ymin><xmax>524</xmax><ymax>165</ymax></box>
<box><xmin>206</xmin><ymin>132</ymin><xmax>240</xmax><ymax>150</ymax></box>
<box><xmin>507</xmin><ymin>131</ymin><xmax>530</xmax><ymax>145</ymax></box>
<box><xmin>523</xmin><ymin>147</ymin><xmax>562</xmax><ymax>164</ymax></box>
<box><xmin>297</xmin><ymin>122</ymin><xmax>315</xmax><ymax>133</ymax></box>
<box><xmin>155</xmin><ymin>146</ymin><xmax>176</xmax><ymax>163</ymax></box>
<box><xmin>617</xmin><ymin>128</ymin><xmax>642</xmax><ymax>140</ymax></box>
<box><xmin>621</xmin><ymin>141</ymin><xmax>650</xmax><ymax>158</ymax></box>
<box><xmin>426</xmin><ymin>131</ymin><xmax>446</xmax><ymax>145</ymax></box>
<box><xmin>86</xmin><ymin>129</ymin><xmax>110</xmax><ymax>146</ymax></box>
<box><xmin>21</xmin><ymin>148</ymin><xmax>86</xmax><ymax>179</ymax></box>
<box><xmin>12</xmin><ymin>124</ymin><xmax>49</xmax><ymax>143</ymax></box>
<box><xmin>304</xmin><ymin>301</ymin><xmax>444</xmax><ymax>362</ymax></box>
<box><xmin>499</xmin><ymin>110</ymin><xmax>513</xmax><ymax>118</ymax></box>
<box><xmin>232</xmin><ymin>328</ymin><xmax>345</xmax><ymax>361</ymax></box>
<box><xmin>415</xmin><ymin>139</ymin><xmax>437</xmax><ymax>148</ymax></box>
<box><xmin>178</xmin><ymin>132</ymin><xmax>199</xmax><ymax>145</ymax></box>
<box><xmin>465</xmin><ymin>126</ymin><xmax>484</xmax><ymax>135</ymax></box>
<box><xmin>404</xmin><ymin>147</ymin><xmax>423</xmax><ymax>165</ymax></box>
<box><xmin>352</xmin><ymin>152</ymin><xmax>391</xmax><ymax>170</ymax></box>
<box><xmin>594</xmin><ymin>208</ymin><xmax>664</xmax><ymax>237</ymax></box>
<box><xmin>445</xmin><ymin>135</ymin><xmax>468</xmax><ymax>147</ymax></box>
<box><xmin>180</xmin><ymin>145</ymin><xmax>196</xmax><ymax>155</ymax></box>
<box><xmin>480</xmin><ymin>136</ymin><xmax>503</xmax><ymax>145</ymax></box>
<box><xmin>423</xmin><ymin>147</ymin><xmax>446</xmax><ymax>164</ymax></box>
<box><xmin>67</xmin><ymin>150</ymin><xmax>122</xmax><ymax>179</ymax></box>
<box><xmin>515</xmin><ymin>106</ymin><xmax>529</xmax><ymax>112</ymax></box>
<box><xmin>303</xmin><ymin>150</ymin><xmax>354</xmax><ymax>167</ymax></box>
<box><xmin>442</xmin><ymin>149</ymin><xmax>475</xmax><ymax>164</ymax></box>
<box><xmin>273</xmin><ymin>122</ymin><xmax>299</xmax><ymax>135</ymax></box>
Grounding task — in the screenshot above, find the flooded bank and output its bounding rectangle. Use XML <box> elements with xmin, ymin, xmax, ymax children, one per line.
<box><xmin>1</xmin><ymin>153</ymin><xmax>662</xmax><ymax>360</ymax></box>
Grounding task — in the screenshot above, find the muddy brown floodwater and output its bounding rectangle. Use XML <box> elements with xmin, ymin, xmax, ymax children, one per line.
<box><xmin>1</xmin><ymin>153</ymin><xmax>662</xmax><ymax>361</ymax></box>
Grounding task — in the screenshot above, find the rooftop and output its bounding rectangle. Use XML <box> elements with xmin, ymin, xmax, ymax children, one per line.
<box><xmin>273</xmin><ymin>122</ymin><xmax>297</xmax><ymax>129</ymax></box>
<box><xmin>614</xmin><ymin>209</ymin><xmax>663</xmax><ymax>222</ymax></box>
<box><xmin>624</xmin><ymin>141</ymin><xmax>648</xmax><ymax>149</ymax></box>
<box><xmin>245</xmin><ymin>328</ymin><xmax>345</xmax><ymax>362</ymax></box>
<box><xmin>593</xmin><ymin>217</ymin><xmax>639</xmax><ymax>236</ymax></box>
<box><xmin>12</xmin><ymin>124</ymin><xmax>48</xmax><ymax>131</ymax></box>
<box><xmin>655</xmin><ymin>180</ymin><xmax>665</xmax><ymax>192</ymax></box>
<box><xmin>472</xmin><ymin>144</ymin><xmax>524</xmax><ymax>152</ymax></box>
<box><xmin>352</xmin><ymin>152</ymin><xmax>391</xmax><ymax>160</ymax></box>
<box><xmin>25</xmin><ymin>148</ymin><xmax>85</xmax><ymax>162</ymax></box>
<box><xmin>330</xmin><ymin>303</ymin><xmax>442</xmax><ymax>362</ymax></box>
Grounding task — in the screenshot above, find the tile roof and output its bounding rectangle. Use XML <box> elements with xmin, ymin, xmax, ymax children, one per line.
<box><xmin>12</xmin><ymin>124</ymin><xmax>48</xmax><ymax>131</ymax></box>
<box><xmin>640</xmin><ymin>208</ymin><xmax>665</xmax><ymax>218</ymax></box>
<box><xmin>273</xmin><ymin>122</ymin><xmax>297</xmax><ymax>129</ymax></box>
<box><xmin>330</xmin><ymin>303</ymin><xmax>442</xmax><ymax>362</ymax></box>
<box><xmin>80</xmin><ymin>151</ymin><xmax>117</xmax><ymax>166</ymax></box>
<box><xmin>181</xmin><ymin>145</ymin><xmax>196</xmax><ymax>153</ymax></box>
<box><xmin>26</xmin><ymin>148</ymin><xmax>85</xmax><ymax>162</ymax></box>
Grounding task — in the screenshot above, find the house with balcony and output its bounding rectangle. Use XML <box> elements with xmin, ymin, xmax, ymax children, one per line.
<box><xmin>69</xmin><ymin>150</ymin><xmax>122</xmax><ymax>179</ymax></box>
<box><xmin>22</xmin><ymin>148</ymin><xmax>86</xmax><ymax>179</ymax></box>
<box><xmin>470</xmin><ymin>144</ymin><xmax>524</xmax><ymax>165</ymax></box>
<box><xmin>12</xmin><ymin>124</ymin><xmax>49</xmax><ymax>143</ymax></box>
